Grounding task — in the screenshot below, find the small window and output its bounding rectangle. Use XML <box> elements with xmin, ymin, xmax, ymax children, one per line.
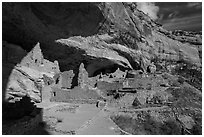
<box><xmin>139</xmin><ymin>71</ymin><xmax>143</xmax><ymax>74</ymax></box>
<box><xmin>56</xmin><ymin>77</ymin><xmax>59</xmax><ymax>84</ymax></box>
<box><xmin>53</xmin><ymin>92</ymin><xmax>56</xmax><ymax>97</ymax></box>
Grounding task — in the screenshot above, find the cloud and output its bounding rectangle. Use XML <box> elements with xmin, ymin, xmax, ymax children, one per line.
<box><xmin>162</xmin><ymin>14</ymin><xmax>202</xmax><ymax>31</ymax></box>
<box><xmin>168</xmin><ymin>11</ymin><xmax>179</xmax><ymax>19</ymax></box>
<box><xmin>187</xmin><ymin>2</ymin><xmax>202</xmax><ymax>9</ymax></box>
<box><xmin>156</xmin><ymin>2</ymin><xmax>202</xmax><ymax>31</ymax></box>
<box><xmin>136</xmin><ymin>2</ymin><xmax>159</xmax><ymax>20</ymax></box>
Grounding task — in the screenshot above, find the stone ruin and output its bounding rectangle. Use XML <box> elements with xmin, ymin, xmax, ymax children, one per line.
<box><xmin>78</xmin><ymin>63</ymin><xmax>100</xmax><ymax>89</ymax></box>
<box><xmin>48</xmin><ymin>60</ymin><xmax>157</xmax><ymax>104</ymax></box>
<box><xmin>20</xmin><ymin>43</ymin><xmax>44</xmax><ymax>70</ymax></box>
<box><xmin>147</xmin><ymin>62</ymin><xmax>157</xmax><ymax>74</ymax></box>
<box><xmin>51</xmin><ymin>62</ymin><xmax>94</xmax><ymax>92</ymax></box>
<box><xmin>20</xmin><ymin>42</ymin><xmax>60</xmax><ymax>74</ymax></box>
<box><xmin>98</xmin><ymin>68</ymin><xmax>127</xmax><ymax>82</ymax></box>
<box><xmin>49</xmin><ymin>62</ymin><xmax>146</xmax><ymax>104</ymax></box>
<box><xmin>5</xmin><ymin>43</ymin><xmax>60</xmax><ymax>103</ymax></box>
<box><xmin>78</xmin><ymin>63</ymin><xmax>89</xmax><ymax>88</ymax></box>
<box><xmin>53</xmin><ymin>70</ymin><xmax>75</xmax><ymax>89</ymax></box>
<box><xmin>110</xmin><ymin>68</ymin><xmax>127</xmax><ymax>79</ymax></box>
<box><xmin>42</xmin><ymin>59</ymin><xmax>60</xmax><ymax>74</ymax></box>
<box><xmin>50</xmin><ymin>63</ymin><xmax>104</xmax><ymax>103</ymax></box>
<box><xmin>77</xmin><ymin>63</ymin><xmax>127</xmax><ymax>89</ymax></box>
<box><xmin>78</xmin><ymin>64</ymin><xmax>127</xmax><ymax>90</ymax></box>
<box><xmin>43</xmin><ymin>74</ymin><xmax>54</xmax><ymax>86</ymax></box>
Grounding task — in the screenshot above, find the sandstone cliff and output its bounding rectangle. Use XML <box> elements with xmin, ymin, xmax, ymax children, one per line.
<box><xmin>2</xmin><ymin>2</ymin><xmax>202</xmax><ymax>102</ymax></box>
<box><xmin>2</xmin><ymin>2</ymin><xmax>201</xmax><ymax>76</ymax></box>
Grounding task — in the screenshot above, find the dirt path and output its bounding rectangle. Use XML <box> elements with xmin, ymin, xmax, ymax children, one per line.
<box><xmin>109</xmin><ymin>105</ymin><xmax>170</xmax><ymax>113</ymax></box>
<box><xmin>35</xmin><ymin>100</ymin><xmax>125</xmax><ymax>135</ymax></box>
<box><xmin>42</xmin><ymin>104</ymin><xmax>100</xmax><ymax>133</ymax></box>
<box><xmin>76</xmin><ymin>110</ymin><xmax>121</xmax><ymax>135</ymax></box>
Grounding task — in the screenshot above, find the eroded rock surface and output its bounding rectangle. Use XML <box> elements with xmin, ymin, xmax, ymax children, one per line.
<box><xmin>2</xmin><ymin>2</ymin><xmax>201</xmax><ymax>74</ymax></box>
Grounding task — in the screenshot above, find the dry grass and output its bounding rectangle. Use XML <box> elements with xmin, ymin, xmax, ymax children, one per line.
<box><xmin>111</xmin><ymin>112</ymin><xmax>182</xmax><ymax>135</ymax></box>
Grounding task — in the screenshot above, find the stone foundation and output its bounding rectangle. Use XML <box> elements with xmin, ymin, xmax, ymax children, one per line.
<box><xmin>50</xmin><ymin>87</ymin><xmax>103</xmax><ymax>104</ymax></box>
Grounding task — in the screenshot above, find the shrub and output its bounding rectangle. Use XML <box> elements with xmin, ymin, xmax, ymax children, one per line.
<box><xmin>160</xmin><ymin>120</ymin><xmax>181</xmax><ymax>135</ymax></box>
<box><xmin>178</xmin><ymin>76</ymin><xmax>185</xmax><ymax>84</ymax></box>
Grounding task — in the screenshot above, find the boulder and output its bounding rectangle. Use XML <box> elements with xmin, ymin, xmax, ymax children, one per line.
<box><xmin>178</xmin><ymin>115</ymin><xmax>195</xmax><ymax>130</ymax></box>
<box><xmin>96</xmin><ymin>100</ymin><xmax>106</xmax><ymax>109</ymax></box>
<box><xmin>147</xmin><ymin>63</ymin><xmax>156</xmax><ymax>73</ymax></box>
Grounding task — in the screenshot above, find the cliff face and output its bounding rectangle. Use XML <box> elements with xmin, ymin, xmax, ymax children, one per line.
<box><xmin>97</xmin><ymin>2</ymin><xmax>201</xmax><ymax>66</ymax></box>
<box><xmin>2</xmin><ymin>2</ymin><xmax>202</xmax><ymax>76</ymax></box>
<box><xmin>2</xmin><ymin>3</ymin><xmax>104</xmax><ymax>50</ymax></box>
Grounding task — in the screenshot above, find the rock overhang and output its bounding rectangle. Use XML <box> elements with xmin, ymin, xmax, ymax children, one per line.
<box><xmin>55</xmin><ymin>37</ymin><xmax>135</xmax><ymax>76</ymax></box>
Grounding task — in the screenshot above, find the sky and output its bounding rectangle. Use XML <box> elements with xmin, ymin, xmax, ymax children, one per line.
<box><xmin>136</xmin><ymin>2</ymin><xmax>202</xmax><ymax>32</ymax></box>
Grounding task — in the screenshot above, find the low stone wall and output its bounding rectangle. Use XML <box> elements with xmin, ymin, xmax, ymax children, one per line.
<box><xmin>50</xmin><ymin>87</ymin><xmax>103</xmax><ymax>104</ymax></box>
<box><xmin>97</xmin><ymin>81</ymin><xmax>123</xmax><ymax>91</ymax></box>
<box><xmin>50</xmin><ymin>98</ymin><xmax>98</xmax><ymax>104</ymax></box>
<box><xmin>50</xmin><ymin>87</ymin><xmax>72</xmax><ymax>102</ymax></box>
